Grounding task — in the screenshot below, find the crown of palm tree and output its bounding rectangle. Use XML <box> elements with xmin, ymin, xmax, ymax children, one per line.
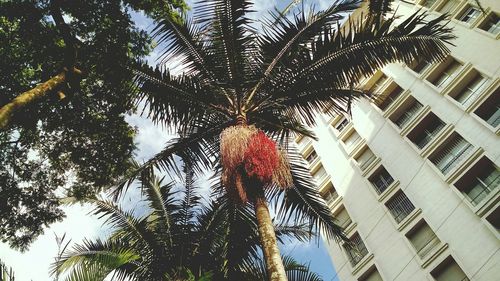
<box><xmin>121</xmin><ymin>0</ymin><xmax>453</xmax><ymax>244</ymax></box>
<box><xmin>52</xmin><ymin>167</ymin><xmax>323</xmax><ymax>280</ymax></box>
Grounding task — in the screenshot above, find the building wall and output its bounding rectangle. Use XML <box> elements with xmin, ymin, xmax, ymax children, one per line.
<box><xmin>296</xmin><ymin>1</ymin><xmax>500</xmax><ymax>280</ymax></box>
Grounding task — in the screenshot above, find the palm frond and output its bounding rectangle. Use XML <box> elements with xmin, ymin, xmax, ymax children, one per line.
<box><xmin>51</xmin><ymin>238</ymin><xmax>139</xmax><ymax>281</ymax></box>
<box><xmin>256</xmin><ymin>11</ymin><xmax>453</xmax><ymax>123</ymax></box>
<box><xmin>133</xmin><ymin>64</ymin><xmax>231</xmax><ymax>126</ymax></box>
<box><xmin>239</xmin><ymin>255</ymin><xmax>323</xmax><ymax>281</ymax></box>
<box><xmin>274</xmin><ymin>148</ymin><xmax>347</xmax><ymax>243</ymax></box>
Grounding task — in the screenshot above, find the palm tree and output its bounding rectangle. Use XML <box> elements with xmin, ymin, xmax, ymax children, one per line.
<box><xmin>52</xmin><ymin>167</ymin><xmax>323</xmax><ymax>281</ymax></box>
<box><xmin>124</xmin><ymin>0</ymin><xmax>454</xmax><ymax>279</ymax></box>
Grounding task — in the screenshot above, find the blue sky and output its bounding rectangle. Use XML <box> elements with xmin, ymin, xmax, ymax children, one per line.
<box><xmin>0</xmin><ymin>1</ymin><xmax>342</xmax><ymax>280</ymax></box>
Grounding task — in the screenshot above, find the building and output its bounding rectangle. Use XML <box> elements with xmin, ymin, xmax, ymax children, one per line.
<box><xmin>295</xmin><ymin>0</ymin><xmax>500</xmax><ymax>280</ymax></box>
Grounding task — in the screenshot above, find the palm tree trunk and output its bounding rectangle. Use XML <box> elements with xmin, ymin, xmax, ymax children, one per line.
<box><xmin>254</xmin><ymin>196</ymin><xmax>288</xmax><ymax>281</ymax></box>
<box><xmin>0</xmin><ymin>68</ymin><xmax>79</xmax><ymax>129</ymax></box>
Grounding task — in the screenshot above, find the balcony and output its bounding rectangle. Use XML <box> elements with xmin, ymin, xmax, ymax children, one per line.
<box><xmin>455</xmin><ymin>157</ymin><xmax>500</xmax><ymax>207</ymax></box>
<box><xmin>478</xmin><ymin>13</ymin><xmax>500</xmax><ymax>36</ymax></box>
<box><xmin>431</xmin><ymin>256</ymin><xmax>470</xmax><ymax>281</ymax></box>
<box><xmin>430</xmin><ymin>133</ymin><xmax>475</xmax><ymax>175</ymax></box>
<box><xmin>344</xmin><ymin>233</ymin><xmax>369</xmax><ymax>267</ymax></box>
<box><xmin>311</xmin><ymin>165</ymin><xmax>328</xmax><ymax>186</ymax></box>
<box><xmin>369</xmin><ymin>166</ymin><xmax>395</xmax><ymax>194</ymax></box>
<box><xmin>354</xmin><ymin>147</ymin><xmax>378</xmax><ymax>173</ymax></box>
<box><xmin>375</xmin><ymin>84</ymin><xmax>404</xmax><ymax>111</ymax></box>
<box><xmin>449</xmin><ymin>72</ymin><xmax>487</xmax><ymax>108</ymax></box>
<box><xmin>321</xmin><ymin>182</ymin><xmax>339</xmax><ymax>206</ymax></box>
<box><xmin>334</xmin><ymin>117</ymin><xmax>350</xmax><ymax>132</ymax></box>
<box><xmin>386</xmin><ymin>191</ymin><xmax>416</xmax><ymax>224</ymax></box>
<box><xmin>427</xmin><ymin>58</ymin><xmax>463</xmax><ymax>89</ymax></box>
<box><xmin>304</xmin><ymin>149</ymin><xmax>318</xmax><ymax>166</ymax></box>
<box><xmin>389</xmin><ymin>97</ymin><xmax>424</xmax><ymax>130</ymax></box>
<box><xmin>474</xmin><ymin>88</ymin><xmax>499</xmax><ymax>129</ymax></box>
<box><xmin>406</xmin><ymin>221</ymin><xmax>442</xmax><ymax>260</ymax></box>
<box><xmin>407</xmin><ymin>112</ymin><xmax>446</xmax><ymax>150</ymax></box>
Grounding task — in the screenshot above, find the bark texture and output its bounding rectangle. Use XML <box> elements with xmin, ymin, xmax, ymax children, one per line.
<box><xmin>254</xmin><ymin>196</ymin><xmax>288</xmax><ymax>281</ymax></box>
<box><xmin>0</xmin><ymin>70</ymin><xmax>70</xmax><ymax>129</ymax></box>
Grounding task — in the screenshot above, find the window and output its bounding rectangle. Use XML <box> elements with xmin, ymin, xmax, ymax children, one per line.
<box><xmin>335</xmin><ymin>117</ymin><xmax>350</xmax><ymax>132</ymax></box>
<box><xmin>296</xmin><ymin>135</ymin><xmax>310</xmax><ymax>148</ymax></box>
<box><xmin>421</xmin><ymin>0</ymin><xmax>437</xmax><ymax>9</ymax></box>
<box><xmin>369</xmin><ymin>74</ymin><xmax>389</xmax><ymax>94</ymax></box>
<box><xmin>406</xmin><ymin>221</ymin><xmax>441</xmax><ymax>259</ymax></box>
<box><xmin>454</xmin><ymin>157</ymin><xmax>499</xmax><ymax>206</ymax></box>
<box><xmin>431</xmin><ymin>256</ymin><xmax>469</xmax><ymax>281</ymax></box>
<box><xmin>429</xmin><ymin>59</ymin><xmax>463</xmax><ymax>88</ymax></box>
<box><xmin>335</xmin><ymin>206</ymin><xmax>353</xmax><ymax>229</ymax></box>
<box><xmin>474</xmin><ymin>89</ymin><xmax>499</xmax><ymax>128</ymax></box>
<box><xmin>304</xmin><ymin>149</ymin><xmax>318</xmax><ymax>165</ymax></box>
<box><xmin>410</xmin><ymin>59</ymin><xmax>432</xmax><ymax>74</ymax></box>
<box><xmin>359</xmin><ymin>266</ymin><xmax>383</xmax><ymax>281</ymax></box>
<box><xmin>375</xmin><ymin>85</ymin><xmax>404</xmax><ymax>111</ymax></box>
<box><xmin>311</xmin><ymin>165</ymin><xmax>327</xmax><ymax>183</ymax></box>
<box><xmin>438</xmin><ymin>0</ymin><xmax>459</xmax><ymax>14</ymax></box>
<box><xmin>369</xmin><ymin>166</ymin><xmax>395</xmax><ymax>194</ymax></box>
<box><xmin>485</xmin><ymin>206</ymin><xmax>500</xmax><ymax>232</ymax></box>
<box><xmin>450</xmin><ymin>73</ymin><xmax>487</xmax><ymax>107</ymax></box>
<box><xmin>390</xmin><ymin>97</ymin><xmax>424</xmax><ymax>129</ymax></box>
<box><xmin>343</xmin><ymin>131</ymin><xmax>362</xmax><ymax>150</ymax></box>
<box><xmin>407</xmin><ymin>113</ymin><xmax>446</xmax><ymax>149</ymax></box>
<box><xmin>355</xmin><ymin>147</ymin><xmax>377</xmax><ymax>171</ymax></box>
<box><xmin>386</xmin><ymin>191</ymin><xmax>416</xmax><ymax>224</ymax></box>
<box><xmin>321</xmin><ymin>182</ymin><xmax>339</xmax><ymax>205</ymax></box>
<box><xmin>344</xmin><ymin>233</ymin><xmax>369</xmax><ymax>266</ymax></box>
<box><xmin>430</xmin><ymin>133</ymin><xmax>474</xmax><ymax>175</ymax></box>
<box><xmin>479</xmin><ymin>13</ymin><xmax>500</xmax><ymax>35</ymax></box>
<box><xmin>458</xmin><ymin>6</ymin><xmax>481</xmax><ymax>24</ymax></box>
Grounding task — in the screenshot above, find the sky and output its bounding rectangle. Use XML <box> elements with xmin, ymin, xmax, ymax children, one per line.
<box><xmin>0</xmin><ymin>0</ymin><xmax>342</xmax><ymax>280</ymax></box>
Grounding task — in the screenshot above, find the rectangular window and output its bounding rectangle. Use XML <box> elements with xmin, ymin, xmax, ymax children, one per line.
<box><xmin>431</xmin><ymin>60</ymin><xmax>463</xmax><ymax>88</ymax></box>
<box><xmin>454</xmin><ymin>157</ymin><xmax>500</xmax><ymax>206</ymax></box>
<box><xmin>304</xmin><ymin>149</ymin><xmax>318</xmax><ymax>164</ymax></box>
<box><xmin>486</xmin><ymin>206</ymin><xmax>500</xmax><ymax>233</ymax></box>
<box><xmin>343</xmin><ymin>131</ymin><xmax>362</xmax><ymax>149</ymax></box>
<box><xmin>431</xmin><ymin>256</ymin><xmax>469</xmax><ymax>281</ymax></box>
<box><xmin>321</xmin><ymin>182</ymin><xmax>339</xmax><ymax>205</ymax></box>
<box><xmin>430</xmin><ymin>134</ymin><xmax>474</xmax><ymax>175</ymax></box>
<box><xmin>335</xmin><ymin>118</ymin><xmax>349</xmax><ymax>132</ymax></box>
<box><xmin>438</xmin><ymin>0</ymin><xmax>459</xmax><ymax>14</ymax></box>
<box><xmin>422</xmin><ymin>0</ymin><xmax>437</xmax><ymax>8</ymax></box>
<box><xmin>391</xmin><ymin>98</ymin><xmax>424</xmax><ymax>129</ymax></box>
<box><xmin>311</xmin><ymin>165</ymin><xmax>327</xmax><ymax>183</ymax></box>
<box><xmin>369</xmin><ymin>74</ymin><xmax>389</xmax><ymax>94</ymax></box>
<box><xmin>336</xmin><ymin>207</ymin><xmax>353</xmax><ymax>229</ymax></box>
<box><xmin>459</xmin><ymin>6</ymin><xmax>481</xmax><ymax>24</ymax></box>
<box><xmin>406</xmin><ymin>221</ymin><xmax>441</xmax><ymax>259</ymax></box>
<box><xmin>355</xmin><ymin>147</ymin><xmax>377</xmax><ymax>171</ymax></box>
<box><xmin>359</xmin><ymin>267</ymin><xmax>383</xmax><ymax>281</ymax></box>
<box><xmin>386</xmin><ymin>191</ymin><xmax>416</xmax><ymax>223</ymax></box>
<box><xmin>479</xmin><ymin>13</ymin><xmax>500</xmax><ymax>35</ymax></box>
<box><xmin>452</xmin><ymin>74</ymin><xmax>487</xmax><ymax>107</ymax></box>
<box><xmin>474</xmin><ymin>89</ymin><xmax>500</xmax><ymax>128</ymax></box>
<box><xmin>407</xmin><ymin>112</ymin><xmax>446</xmax><ymax>149</ymax></box>
<box><xmin>369</xmin><ymin>166</ymin><xmax>395</xmax><ymax>194</ymax></box>
<box><xmin>376</xmin><ymin>85</ymin><xmax>404</xmax><ymax>111</ymax></box>
<box><xmin>410</xmin><ymin>59</ymin><xmax>432</xmax><ymax>74</ymax></box>
<box><xmin>344</xmin><ymin>233</ymin><xmax>369</xmax><ymax>266</ymax></box>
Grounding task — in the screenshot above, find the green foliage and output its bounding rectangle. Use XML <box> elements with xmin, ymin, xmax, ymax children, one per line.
<box><xmin>122</xmin><ymin>0</ymin><xmax>454</xmax><ymax>246</ymax></box>
<box><xmin>0</xmin><ymin>0</ymin><xmax>185</xmax><ymax>250</ymax></box>
<box><xmin>52</xmin><ymin>167</ymin><xmax>319</xmax><ymax>280</ymax></box>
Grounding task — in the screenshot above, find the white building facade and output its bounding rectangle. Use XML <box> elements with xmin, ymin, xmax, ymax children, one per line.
<box><xmin>296</xmin><ymin>0</ymin><xmax>500</xmax><ymax>280</ymax></box>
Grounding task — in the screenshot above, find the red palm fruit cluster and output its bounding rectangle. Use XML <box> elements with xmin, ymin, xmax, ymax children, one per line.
<box><xmin>243</xmin><ymin>131</ymin><xmax>280</xmax><ymax>183</ymax></box>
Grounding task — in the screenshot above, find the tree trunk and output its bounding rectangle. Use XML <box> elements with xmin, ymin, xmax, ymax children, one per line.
<box><xmin>254</xmin><ymin>196</ymin><xmax>288</xmax><ymax>281</ymax></box>
<box><xmin>0</xmin><ymin>69</ymin><xmax>76</xmax><ymax>129</ymax></box>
